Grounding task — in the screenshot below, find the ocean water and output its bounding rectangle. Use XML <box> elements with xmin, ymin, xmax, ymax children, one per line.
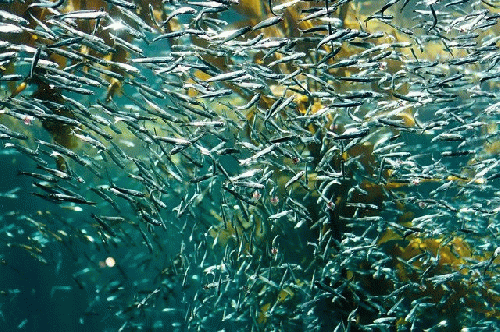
<box><xmin>0</xmin><ymin>0</ymin><xmax>499</xmax><ymax>331</ymax></box>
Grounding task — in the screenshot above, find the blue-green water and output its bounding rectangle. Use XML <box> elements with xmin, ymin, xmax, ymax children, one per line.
<box><xmin>0</xmin><ymin>0</ymin><xmax>500</xmax><ymax>331</ymax></box>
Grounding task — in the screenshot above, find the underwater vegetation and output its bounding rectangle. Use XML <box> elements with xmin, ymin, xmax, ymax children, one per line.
<box><xmin>0</xmin><ymin>0</ymin><xmax>500</xmax><ymax>330</ymax></box>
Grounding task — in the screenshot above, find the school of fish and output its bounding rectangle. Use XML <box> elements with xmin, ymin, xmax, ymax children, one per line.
<box><xmin>0</xmin><ymin>0</ymin><xmax>500</xmax><ymax>330</ymax></box>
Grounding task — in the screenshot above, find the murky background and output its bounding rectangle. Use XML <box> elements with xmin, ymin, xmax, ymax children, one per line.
<box><xmin>0</xmin><ymin>0</ymin><xmax>499</xmax><ymax>331</ymax></box>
